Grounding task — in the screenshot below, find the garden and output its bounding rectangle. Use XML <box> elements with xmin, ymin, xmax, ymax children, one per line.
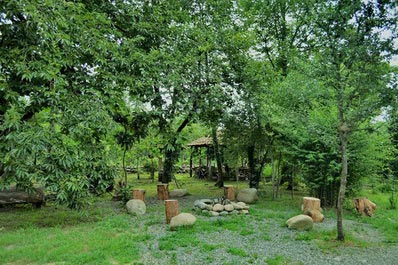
<box><xmin>1</xmin><ymin>1</ymin><xmax>398</xmax><ymax>264</ymax></box>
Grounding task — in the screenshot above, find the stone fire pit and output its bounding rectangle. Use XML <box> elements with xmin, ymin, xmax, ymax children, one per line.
<box><xmin>193</xmin><ymin>198</ymin><xmax>250</xmax><ymax>217</ymax></box>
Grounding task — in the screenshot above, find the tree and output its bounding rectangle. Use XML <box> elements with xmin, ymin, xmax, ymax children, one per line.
<box><xmin>313</xmin><ymin>0</ymin><xmax>398</xmax><ymax>240</ymax></box>
<box><xmin>227</xmin><ymin>0</ymin><xmax>316</xmax><ymax>189</ymax></box>
<box><xmin>0</xmin><ymin>0</ymin><xmax>126</xmax><ymax>208</ymax></box>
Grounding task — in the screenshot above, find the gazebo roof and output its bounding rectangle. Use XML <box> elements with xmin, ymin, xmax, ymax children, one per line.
<box><xmin>187</xmin><ymin>136</ymin><xmax>213</xmax><ymax>147</ymax></box>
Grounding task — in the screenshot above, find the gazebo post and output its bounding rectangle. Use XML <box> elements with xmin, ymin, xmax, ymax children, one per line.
<box><xmin>207</xmin><ymin>146</ymin><xmax>211</xmax><ymax>179</ymax></box>
<box><xmin>199</xmin><ymin>148</ymin><xmax>202</xmax><ymax>167</ymax></box>
<box><xmin>189</xmin><ymin>147</ymin><xmax>193</xmax><ymax>178</ymax></box>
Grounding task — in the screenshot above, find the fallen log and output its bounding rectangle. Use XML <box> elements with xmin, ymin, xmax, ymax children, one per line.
<box><xmin>0</xmin><ymin>186</ymin><xmax>45</xmax><ymax>208</ymax></box>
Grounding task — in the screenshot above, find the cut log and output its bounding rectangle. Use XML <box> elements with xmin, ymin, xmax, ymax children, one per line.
<box><xmin>224</xmin><ymin>185</ymin><xmax>235</xmax><ymax>201</ymax></box>
<box><xmin>302</xmin><ymin>197</ymin><xmax>324</xmax><ymax>222</ymax></box>
<box><xmin>0</xmin><ymin>186</ymin><xmax>45</xmax><ymax>208</ymax></box>
<box><xmin>157</xmin><ymin>184</ymin><xmax>169</xmax><ymax>200</ymax></box>
<box><xmin>132</xmin><ymin>189</ymin><xmax>146</xmax><ymax>201</ymax></box>
<box><xmin>353</xmin><ymin>197</ymin><xmax>376</xmax><ymax>217</ymax></box>
<box><xmin>165</xmin><ymin>199</ymin><xmax>179</xmax><ymax>224</ymax></box>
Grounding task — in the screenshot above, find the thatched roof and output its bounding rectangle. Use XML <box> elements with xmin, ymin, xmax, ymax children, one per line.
<box><xmin>187</xmin><ymin>136</ymin><xmax>213</xmax><ymax>147</ymax></box>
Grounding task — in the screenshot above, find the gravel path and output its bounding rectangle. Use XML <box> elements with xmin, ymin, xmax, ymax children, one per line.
<box><xmin>137</xmin><ymin>196</ymin><xmax>398</xmax><ymax>265</ymax></box>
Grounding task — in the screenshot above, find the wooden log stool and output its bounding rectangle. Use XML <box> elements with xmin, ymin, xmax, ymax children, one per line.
<box><xmin>157</xmin><ymin>184</ymin><xmax>169</xmax><ymax>200</ymax></box>
<box><xmin>165</xmin><ymin>199</ymin><xmax>179</xmax><ymax>224</ymax></box>
<box><xmin>302</xmin><ymin>197</ymin><xmax>324</xmax><ymax>222</ymax></box>
<box><xmin>224</xmin><ymin>185</ymin><xmax>235</xmax><ymax>201</ymax></box>
<box><xmin>353</xmin><ymin>197</ymin><xmax>376</xmax><ymax>217</ymax></box>
<box><xmin>132</xmin><ymin>189</ymin><xmax>146</xmax><ymax>201</ymax></box>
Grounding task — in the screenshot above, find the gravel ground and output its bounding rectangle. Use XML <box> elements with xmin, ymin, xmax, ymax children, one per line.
<box><xmin>137</xmin><ymin>196</ymin><xmax>398</xmax><ymax>265</ymax></box>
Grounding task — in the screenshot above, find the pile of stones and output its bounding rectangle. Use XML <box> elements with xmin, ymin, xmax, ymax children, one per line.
<box><xmin>193</xmin><ymin>198</ymin><xmax>250</xmax><ymax>217</ymax></box>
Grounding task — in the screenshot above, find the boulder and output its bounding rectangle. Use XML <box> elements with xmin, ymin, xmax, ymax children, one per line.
<box><xmin>200</xmin><ymin>199</ymin><xmax>213</xmax><ymax>204</ymax></box>
<box><xmin>210</xmin><ymin>211</ymin><xmax>220</xmax><ymax>217</ymax></box>
<box><xmin>170</xmin><ymin>213</ymin><xmax>196</xmax><ymax>230</ymax></box>
<box><xmin>220</xmin><ymin>211</ymin><xmax>229</xmax><ymax>216</ymax></box>
<box><xmin>194</xmin><ymin>200</ymin><xmax>213</xmax><ymax>210</ymax></box>
<box><xmin>213</xmin><ymin>204</ymin><xmax>224</xmax><ymax>212</ymax></box>
<box><xmin>224</xmin><ymin>204</ymin><xmax>234</xmax><ymax>212</ymax></box>
<box><xmin>286</xmin><ymin>214</ymin><xmax>313</xmax><ymax>231</ymax></box>
<box><xmin>231</xmin><ymin>202</ymin><xmax>244</xmax><ymax>210</ymax></box>
<box><xmin>240</xmin><ymin>209</ymin><xmax>249</xmax><ymax>214</ymax></box>
<box><xmin>169</xmin><ymin>189</ymin><xmax>189</xmax><ymax>198</ymax></box>
<box><xmin>126</xmin><ymin>199</ymin><xmax>146</xmax><ymax>215</ymax></box>
<box><xmin>236</xmin><ymin>188</ymin><xmax>258</xmax><ymax>204</ymax></box>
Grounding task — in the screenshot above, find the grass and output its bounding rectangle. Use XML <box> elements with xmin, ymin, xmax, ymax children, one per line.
<box><xmin>266</xmin><ymin>255</ymin><xmax>299</xmax><ymax>265</ymax></box>
<box><xmin>227</xmin><ymin>247</ymin><xmax>249</xmax><ymax>257</ymax></box>
<box><xmin>0</xmin><ymin>215</ymin><xmax>145</xmax><ymax>264</ymax></box>
<box><xmin>1</xmin><ymin>173</ymin><xmax>397</xmax><ymax>264</ymax></box>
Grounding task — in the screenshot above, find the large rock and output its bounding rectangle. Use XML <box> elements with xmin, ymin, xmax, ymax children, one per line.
<box><xmin>236</xmin><ymin>188</ymin><xmax>258</xmax><ymax>204</ymax></box>
<box><xmin>224</xmin><ymin>204</ymin><xmax>234</xmax><ymax>212</ymax></box>
<box><xmin>169</xmin><ymin>189</ymin><xmax>189</xmax><ymax>198</ymax></box>
<box><xmin>286</xmin><ymin>214</ymin><xmax>313</xmax><ymax>231</ymax></box>
<box><xmin>231</xmin><ymin>202</ymin><xmax>244</xmax><ymax>210</ymax></box>
<box><xmin>170</xmin><ymin>213</ymin><xmax>196</xmax><ymax>230</ymax></box>
<box><xmin>126</xmin><ymin>199</ymin><xmax>146</xmax><ymax>215</ymax></box>
<box><xmin>209</xmin><ymin>211</ymin><xmax>220</xmax><ymax>217</ymax></box>
<box><xmin>213</xmin><ymin>203</ymin><xmax>224</xmax><ymax>212</ymax></box>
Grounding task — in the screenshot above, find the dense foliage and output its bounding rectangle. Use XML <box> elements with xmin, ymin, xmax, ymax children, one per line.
<box><xmin>1</xmin><ymin>0</ymin><xmax>397</xmax><ymax>241</ymax></box>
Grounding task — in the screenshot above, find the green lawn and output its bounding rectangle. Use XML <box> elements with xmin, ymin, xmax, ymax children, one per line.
<box><xmin>1</xmin><ymin>174</ymin><xmax>397</xmax><ymax>264</ymax></box>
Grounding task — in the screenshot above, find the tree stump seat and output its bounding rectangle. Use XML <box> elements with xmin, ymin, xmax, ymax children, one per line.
<box><xmin>302</xmin><ymin>197</ymin><xmax>324</xmax><ymax>222</ymax></box>
<box><xmin>132</xmin><ymin>189</ymin><xmax>146</xmax><ymax>201</ymax></box>
<box><xmin>165</xmin><ymin>199</ymin><xmax>179</xmax><ymax>224</ymax></box>
<box><xmin>353</xmin><ymin>197</ymin><xmax>376</xmax><ymax>217</ymax></box>
<box><xmin>157</xmin><ymin>184</ymin><xmax>169</xmax><ymax>200</ymax></box>
<box><xmin>224</xmin><ymin>185</ymin><xmax>235</xmax><ymax>201</ymax></box>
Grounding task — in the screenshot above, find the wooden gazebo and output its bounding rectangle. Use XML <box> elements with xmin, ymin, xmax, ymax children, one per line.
<box><xmin>187</xmin><ymin>136</ymin><xmax>215</xmax><ymax>178</ymax></box>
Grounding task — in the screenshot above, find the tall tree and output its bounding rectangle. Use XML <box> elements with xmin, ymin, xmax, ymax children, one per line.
<box><xmin>0</xmin><ymin>0</ymin><xmax>125</xmax><ymax>208</ymax></box>
<box><xmin>313</xmin><ymin>0</ymin><xmax>397</xmax><ymax>240</ymax></box>
<box><xmin>230</xmin><ymin>0</ymin><xmax>316</xmax><ymax>188</ymax></box>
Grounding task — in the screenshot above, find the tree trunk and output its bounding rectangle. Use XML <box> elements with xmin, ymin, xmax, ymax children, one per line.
<box><xmin>271</xmin><ymin>151</ymin><xmax>276</xmax><ymax>200</ymax></box>
<box><xmin>150</xmin><ymin>158</ymin><xmax>155</xmax><ymax>182</ymax></box>
<box><xmin>162</xmin><ymin>143</ymin><xmax>178</xmax><ymax>184</ymax></box>
<box><xmin>248</xmin><ymin>145</ymin><xmax>258</xmax><ymax>188</ymax></box>
<box><xmin>213</xmin><ymin>128</ymin><xmax>224</xmax><ymax>187</ymax></box>
<box><xmin>291</xmin><ymin>165</ymin><xmax>295</xmax><ymax>200</ymax></box>
<box><xmin>276</xmin><ymin>152</ymin><xmax>282</xmax><ymax>198</ymax></box>
<box><xmin>337</xmin><ymin>129</ymin><xmax>348</xmax><ymax>241</ymax></box>
<box><xmin>158</xmin><ymin>156</ymin><xmax>163</xmax><ymax>182</ymax></box>
<box><xmin>122</xmin><ymin>147</ymin><xmax>128</xmax><ymax>187</ymax></box>
<box><xmin>136</xmin><ymin>157</ymin><xmax>140</xmax><ymax>180</ymax></box>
